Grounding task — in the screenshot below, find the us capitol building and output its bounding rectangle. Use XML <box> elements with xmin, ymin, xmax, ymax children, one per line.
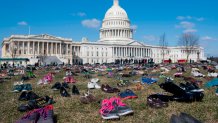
<box><xmin>1</xmin><ymin>0</ymin><xmax>205</xmax><ymax>65</ymax></box>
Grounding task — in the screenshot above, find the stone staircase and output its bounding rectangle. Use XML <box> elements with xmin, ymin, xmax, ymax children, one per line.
<box><xmin>44</xmin><ymin>56</ymin><xmax>63</xmax><ymax>64</ymax></box>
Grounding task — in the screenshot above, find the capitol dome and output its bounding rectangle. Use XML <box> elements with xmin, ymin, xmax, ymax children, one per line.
<box><xmin>104</xmin><ymin>0</ymin><xmax>128</xmax><ymax>20</ymax></box>
<box><xmin>99</xmin><ymin>0</ymin><xmax>133</xmax><ymax>44</ymax></box>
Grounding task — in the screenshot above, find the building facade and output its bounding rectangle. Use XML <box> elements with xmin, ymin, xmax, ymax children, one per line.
<box><xmin>1</xmin><ymin>0</ymin><xmax>205</xmax><ymax>65</ymax></box>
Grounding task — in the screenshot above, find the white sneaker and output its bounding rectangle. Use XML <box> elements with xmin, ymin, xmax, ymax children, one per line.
<box><xmin>91</xmin><ymin>78</ymin><xmax>99</xmax><ymax>83</ymax></box>
<box><xmin>88</xmin><ymin>82</ymin><xmax>95</xmax><ymax>89</ymax></box>
<box><xmin>94</xmin><ymin>83</ymin><xmax>101</xmax><ymax>89</ymax></box>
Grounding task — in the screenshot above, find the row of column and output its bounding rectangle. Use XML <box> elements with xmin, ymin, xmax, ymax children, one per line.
<box><xmin>72</xmin><ymin>46</ymin><xmax>81</xmax><ymax>57</ymax></box>
<box><xmin>113</xmin><ymin>47</ymin><xmax>152</xmax><ymax>58</ymax></box>
<box><xmin>100</xmin><ymin>29</ymin><xmax>132</xmax><ymax>39</ymax></box>
<box><xmin>14</xmin><ymin>41</ymin><xmax>71</xmax><ymax>56</ymax></box>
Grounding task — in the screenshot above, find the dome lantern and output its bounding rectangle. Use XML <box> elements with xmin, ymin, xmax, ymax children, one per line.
<box><xmin>114</xmin><ymin>0</ymin><xmax>119</xmax><ymax>6</ymax></box>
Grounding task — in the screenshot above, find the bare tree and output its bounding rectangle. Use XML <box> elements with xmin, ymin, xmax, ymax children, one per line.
<box><xmin>159</xmin><ymin>33</ymin><xmax>168</xmax><ymax>63</ymax></box>
<box><xmin>179</xmin><ymin>33</ymin><xmax>199</xmax><ymax>63</ymax></box>
<box><xmin>9</xmin><ymin>41</ymin><xmax>17</xmax><ymax>67</ymax></box>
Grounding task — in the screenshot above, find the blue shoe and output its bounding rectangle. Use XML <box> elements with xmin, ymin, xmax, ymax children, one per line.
<box><xmin>12</xmin><ymin>85</ymin><xmax>23</xmax><ymax>93</ymax></box>
<box><xmin>118</xmin><ymin>89</ymin><xmax>137</xmax><ymax>100</ymax></box>
<box><xmin>22</xmin><ymin>84</ymin><xmax>32</xmax><ymax>92</ymax></box>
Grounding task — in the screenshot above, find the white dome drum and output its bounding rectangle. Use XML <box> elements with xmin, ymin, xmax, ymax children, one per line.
<box><xmin>99</xmin><ymin>0</ymin><xmax>133</xmax><ymax>43</ymax></box>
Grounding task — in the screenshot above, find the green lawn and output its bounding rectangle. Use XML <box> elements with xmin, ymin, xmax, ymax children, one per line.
<box><xmin>0</xmin><ymin>67</ymin><xmax>218</xmax><ymax>123</ymax></box>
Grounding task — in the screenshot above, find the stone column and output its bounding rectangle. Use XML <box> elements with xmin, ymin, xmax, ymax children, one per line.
<box><xmin>37</xmin><ymin>42</ymin><xmax>39</xmax><ymax>55</ymax></box>
<box><xmin>59</xmin><ymin>43</ymin><xmax>62</xmax><ymax>55</ymax></box>
<box><xmin>66</xmin><ymin>44</ymin><xmax>68</xmax><ymax>55</ymax></box>
<box><xmin>33</xmin><ymin>42</ymin><xmax>35</xmax><ymax>56</ymax></box>
<box><xmin>51</xmin><ymin>43</ymin><xmax>53</xmax><ymax>55</ymax></box>
<box><xmin>117</xmin><ymin>47</ymin><xmax>119</xmax><ymax>57</ymax></box>
<box><xmin>42</xmin><ymin>42</ymin><xmax>45</xmax><ymax>55</ymax></box>
<box><xmin>27</xmin><ymin>41</ymin><xmax>30</xmax><ymax>55</ymax></box>
<box><xmin>22</xmin><ymin>41</ymin><xmax>25</xmax><ymax>54</ymax></box>
<box><xmin>55</xmin><ymin>43</ymin><xmax>57</xmax><ymax>54</ymax></box>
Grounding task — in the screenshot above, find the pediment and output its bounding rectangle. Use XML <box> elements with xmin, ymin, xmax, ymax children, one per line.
<box><xmin>127</xmin><ymin>41</ymin><xmax>144</xmax><ymax>46</ymax></box>
<box><xmin>31</xmin><ymin>34</ymin><xmax>61</xmax><ymax>40</ymax></box>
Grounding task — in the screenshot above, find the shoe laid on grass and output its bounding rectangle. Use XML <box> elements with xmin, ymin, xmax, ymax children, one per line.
<box><xmin>12</xmin><ymin>85</ymin><xmax>23</xmax><ymax>93</ymax></box>
<box><xmin>91</xmin><ymin>78</ymin><xmax>99</xmax><ymax>83</ymax></box>
<box><xmin>22</xmin><ymin>84</ymin><xmax>32</xmax><ymax>92</ymax></box>
<box><xmin>62</xmin><ymin>82</ymin><xmax>70</xmax><ymax>89</ymax></box>
<box><xmin>88</xmin><ymin>82</ymin><xmax>101</xmax><ymax>89</ymax></box>
<box><xmin>19</xmin><ymin>91</ymin><xmax>28</xmax><ymax>101</ymax></box>
<box><xmin>101</xmin><ymin>84</ymin><xmax>120</xmax><ymax>93</ymax></box>
<box><xmin>100</xmin><ymin>99</ymin><xmax>120</xmax><ymax>120</ymax></box>
<box><xmin>94</xmin><ymin>83</ymin><xmax>101</xmax><ymax>89</ymax></box>
<box><xmin>60</xmin><ymin>87</ymin><xmax>70</xmax><ymax>97</ymax></box>
<box><xmin>80</xmin><ymin>91</ymin><xmax>96</xmax><ymax>104</ymax></box>
<box><xmin>180</xmin><ymin>82</ymin><xmax>204</xmax><ymax>92</ymax></box>
<box><xmin>72</xmin><ymin>85</ymin><xmax>80</xmax><ymax>95</ymax></box>
<box><xmin>37</xmin><ymin>105</ymin><xmax>54</xmax><ymax>123</ymax></box>
<box><xmin>51</xmin><ymin>82</ymin><xmax>61</xmax><ymax>91</ymax></box>
<box><xmin>88</xmin><ymin>82</ymin><xmax>95</xmax><ymax>89</ymax></box>
<box><xmin>147</xmin><ymin>94</ymin><xmax>169</xmax><ymax>108</ymax></box>
<box><xmin>118</xmin><ymin>89</ymin><xmax>138</xmax><ymax>100</ymax></box>
<box><xmin>17</xmin><ymin>105</ymin><xmax>54</xmax><ymax>123</ymax></box>
<box><xmin>111</xmin><ymin>97</ymin><xmax>134</xmax><ymax>116</ymax></box>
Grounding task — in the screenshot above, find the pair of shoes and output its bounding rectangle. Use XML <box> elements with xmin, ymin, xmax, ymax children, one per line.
<box><xmin>170</xmin><ymin>112</ymin><xmax>202</xmax><ymax>123</ymax></box>
<box><xmin>51</xmin><ymin>82</ymin><xmax>69</xmax><ymax>91</ymax></box>
<box><xmin>101</xmin><ymin>84</ymin><xmax>120</xmax><ymax>93</ymax></box>
<box><xmin>80</xmin><ymin>91</ymin><xmax>97</xmax><ymax>104</ymax></box>
<box><xmin>88</xmin><ymin>78</ymin><xmax>101</xmax><ymax>89</ymax></box>
<box><xmin>12</xmin><ymin>84</ymin><xmax>32</xmax><ymax>93</ymax></box>
<box><xmin>59</xmin><ymin>85</ymin><xmax>80</xmax><ymax>97</ymax></box>
<box><xmin>99</xmin><ymin>97</ymin><xmax>133</xmax><ymax>120</ymax></box>
<box><xmin>147</xmin><ymin>94</ymin><xmax>169</xmax><ymax>108</ymax></box>
<box><xmin>118</xmin><ymin>89</ymin><xmax>138</xmax><ymax>100</ymax></box>
<box><xmin>16</xmin><ymin>105</ymin><xmax>54</xmax><ymax>123</ymax></box>
<box><xmin>19</xmin><ymin>91</ymin><xmax>40</xmax><ymax>101</ymax></box>
<box><xmin>159</xmin><ymin>81</ymin><xmax>204</xmax><ymax>102</ymax></box>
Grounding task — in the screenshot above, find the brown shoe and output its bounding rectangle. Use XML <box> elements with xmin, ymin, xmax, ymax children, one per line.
<box><xmin>86</xmin><ymin>93</ymin><xmax>97</xmax><ymax>102</ymax></box>
<box><xmin>80</xmin><ymin>96</ymin><xmax>89</xmax><ymax>104</ymax></box>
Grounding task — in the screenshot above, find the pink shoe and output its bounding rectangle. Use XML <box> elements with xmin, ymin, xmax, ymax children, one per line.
<box><xmin>99</xmin><ymin>99</ymin><xmax>119</xmax><ymax>120</ymax></box>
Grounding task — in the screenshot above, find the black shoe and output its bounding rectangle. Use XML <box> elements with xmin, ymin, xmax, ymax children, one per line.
<box><xmin>170</xmin><ymin>114</ymin><xmax>183</xmax><ymax>123</ymax></box>
<box><xmin>62</xmin><ymin>82</ymin><xmax>70</xmax><ymax>89</ymax></box>
<box><xmin>179</xmin><ymin>112</ymin><xmax>202</xmax><ymax>123</ymax></box>
<box><xmin>19</xmin><ymin>91</ymin><xmax>28</xmax><ymax>101</ymax></box>
<box><xmin>27</xmin><ymin>91</ymin><xmax>40</xmax><ymax>100</ymax></box>
<box><xmin>60</xmin><ymin>87</ymin><xmax>70</xmax><ymax>97</ymax></box>
<box><xmin>72</xmin><ymin>85</ymin><xmax>80</xmax><ymax>95</ymax></box>
<box><xmin>51</xmin><ymin>82</ymin><xmax>61</xmax><ymax>91</ymax></box>
<box><xmin>18</xmin><ymin>104</ymin><xmax>30</xmax><ymax>112</ymax></box>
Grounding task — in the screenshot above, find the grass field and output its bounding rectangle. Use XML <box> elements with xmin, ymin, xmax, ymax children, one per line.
<box><xmin>0</xmin><ymin>67</ymin><xmax>218</xmax><ymax>123</ymax></box>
